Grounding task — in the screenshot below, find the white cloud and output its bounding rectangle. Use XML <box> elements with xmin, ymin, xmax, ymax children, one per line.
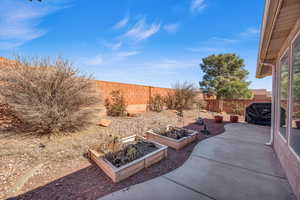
<box><xmin>186</xmin><ymin>47</ymin><xmax>226</xmax><ymax>53</ymax></box>
<box><xmin>113</xmin><ymin>16</ymin><xmax>129</xmax><ymax>29</ymax></box>
<box><xmin>209</xmin><ymin>37</ymin><xmax>238</xmax><ymax>44</ymax></box>
<box><xmin>116</xmin><ymin>51</ymin><xmax>140</xmax><ymax>58</ymax></box>
<box><xmin>141</xmin><ymin>58</ymin><xmax>198</xmax><ymax>70</ymax></box>
<box><xmin>191</xmin><ymin>0</ymin><xmax>206</xmax><ymax>14</ymax></box>
<box><xmin>186</xmin><ymin>27</ymin><xmax>261</xmax><ymax>54</ymax></box>
<box><xmin>82</xmin><ymin>51</ymin><xmax>140</xmax><ymax>66</ymax></box>
<box><xmin>84</xmin><ymin>54</ymin><xmax>104</xmax><ymax>65</ymax></box>
<box><xmin>185</xmin><ymin>37</ymin><xmax>238</xmax><ymax>54</ymax></box>
<box><xmin>103</xmin><ymin>41</ymin><xmax>123</xmax><ymax>50</ymax></box>
<box><xmin>121</xmin><ymin>17</ymin><xmax>160</xmax><ymax>41</ymax></box>
<box><xmin>240</xmin><ymin>27</ymin><xmax>260</xmax><ymax>37</ymax></box>
<box><xmin>0</xmin><ymin>0</ymin><xmax>68</xmax><ymax>50</ymax></box>
<box><xmin>163</xmin><ymin>23</ymin><xmax>180</xmax><ymax>33</ymax></box>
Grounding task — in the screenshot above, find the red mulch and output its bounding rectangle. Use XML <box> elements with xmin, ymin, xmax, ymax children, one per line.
<box><xmin>9</xmin><ymin>119</ymin><xmax>227</xmax><ymax>200</ymax></box>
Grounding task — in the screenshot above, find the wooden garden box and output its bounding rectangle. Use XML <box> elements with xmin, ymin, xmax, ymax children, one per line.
<box><xmin>88</xmin><ymin>135</ymin><xmax>168</xmax><ymax>183</ymax></box>
<box><xmin>146</xmin><ymin>128</ymin><xmax>199</xmax><ymax>150</ymax></box>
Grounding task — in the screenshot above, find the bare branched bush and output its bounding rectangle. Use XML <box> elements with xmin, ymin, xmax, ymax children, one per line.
<box><xmin>195</xmin><ymin>99</ymin><xmax>207</xmax><ymax>110</ymax></box>
<box><xmin>147</xmin><ymin>94</ymin><xmax>164</xmax><ymax>112</ymax></box>
<box><xmin>0</xmin><ymin>57</ymin><xmax>100</xmax><ymax>135</ymax></box>
<box><xmin>105</xmin><ymin>90</ymin><xmax>127</xmax><ymax>117</ymax></box>
<box><xmin>164</xmin><ymin>92</ymin><xmax>176</xmax><ymax>110</ymax></box>
<box><xmin>165</xmin><ymin>82</ymin><xmax>198</xmax><ymax>112</ymax></box>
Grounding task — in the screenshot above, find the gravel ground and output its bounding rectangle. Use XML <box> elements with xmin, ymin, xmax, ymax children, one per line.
<box><xmin>1</xmin><ymin>109</ymin><xmax>230</xmax><ymax>200</ymax></box>
<box><xmin>8</xmin><ymin>118</ymin><xmax>227</xmax><ymax>200</ymax></box>
<box><xmin>0</xmin><ymin>110</ymin><xmax>178</xmax><ymax>199</ymax></box>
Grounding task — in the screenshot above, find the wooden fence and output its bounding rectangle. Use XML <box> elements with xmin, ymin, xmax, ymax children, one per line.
<box><xmin>205</xmin><ymin>99</ymin><xmax>272</xmax><ymax>114</ymax></box>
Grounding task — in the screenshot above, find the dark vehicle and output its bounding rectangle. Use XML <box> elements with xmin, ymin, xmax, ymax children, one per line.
<box><xmin>245</xmin><ymin>103</ymin><xmax>286</xmax><ymax>126</ymax></box>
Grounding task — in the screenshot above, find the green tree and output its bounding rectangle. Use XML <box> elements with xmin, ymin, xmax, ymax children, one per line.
<box><xmin>199</xmin><ymin>53</ymin><xmax>252</xmax><ymax>99</ymax></box>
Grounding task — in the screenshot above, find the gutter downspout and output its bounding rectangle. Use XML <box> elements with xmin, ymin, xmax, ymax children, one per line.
<box><xmin>260</xmin><ymin>62</ymin><xmax>276</xmax><ymax>146</ymax></box>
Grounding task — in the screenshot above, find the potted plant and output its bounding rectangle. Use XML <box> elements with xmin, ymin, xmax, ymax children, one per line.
<box><xmin>214</xmin><ymin>115</ymin><xmax>223</xmax><ymax>123</ymax></box>
<box><xmin>230</xmin><ymin>102</ymin><xmax>243</xmax><ymax>123</ymax></box>
<box><xmin>88</xmin><ymin>135</ymin><xmax>167</xmax><ymax>183</ymax></box>
<box><xmin>146</xmin><ymin>126</ymin><xmax>199</xmax><ymax>150</ymax></box>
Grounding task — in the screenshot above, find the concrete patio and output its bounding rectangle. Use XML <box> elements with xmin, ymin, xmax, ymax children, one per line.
<box><xmin>99</xmin><ymin>123</ymin><xmax>296</xmax><ymax>200</ymax></box>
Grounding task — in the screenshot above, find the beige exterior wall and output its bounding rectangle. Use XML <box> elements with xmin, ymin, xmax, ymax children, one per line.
<box><xmin>272</xmin><ymin>22</ymin><xmax>300</xmax><ymax>199</ymax></box>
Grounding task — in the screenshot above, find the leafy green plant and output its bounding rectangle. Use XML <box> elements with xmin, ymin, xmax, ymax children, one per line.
<box><xmin>147</xmin><ymin>94</ymin><xmax>164</xmax><ymax>112</ymax></box>
<box><xmin>105</xmin><ymin>90</ymin><xmax>127</xmax><ymax>117</ymax></box>
<box><xmin>96</xmin><ymin>133</ymin><xmax>123</xmax><ymax>154</ymax></box>
<box><xmin>104</xmin><ymin>140</ymin><xmax>157</xmax><ymax>168</ymax></box>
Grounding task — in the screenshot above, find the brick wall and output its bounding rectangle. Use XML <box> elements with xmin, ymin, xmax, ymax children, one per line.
<box><xmin>274</xmin><ymin>133</ymin><xmax>300</xmax><ymax>200</ymax></box>
<box><xmin>95</xmin><ymin>80</ymin><xmax>175</xmax><ymax>115</ymax></box>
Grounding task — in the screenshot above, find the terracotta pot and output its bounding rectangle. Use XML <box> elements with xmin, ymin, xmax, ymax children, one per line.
<box><xmin>230</xmin><ymin>115</ymin><xmax>239</xmax><ymax>123</ymax></box>
<box><xmin>214</xmin><ymin>115</ymin><xmax>223</xmax><ymax>123</ymax></box>
<box><xmin>296</xmin><ymin>120</ymin><xmax>300</xmax><ymax>129</ymax></box>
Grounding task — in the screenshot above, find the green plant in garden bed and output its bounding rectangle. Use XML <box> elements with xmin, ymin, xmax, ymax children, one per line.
<box><xmin>104</xmin><ymin>139</ymin><xmax>158</xmax><ymax>168</ymax></box>
<box><xmin>153</xmin><ymin>126</ymin><xmax>192</xmax><ymax>140</ymax></box>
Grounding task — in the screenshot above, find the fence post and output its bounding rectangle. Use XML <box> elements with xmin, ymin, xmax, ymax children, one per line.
<box><xmin>219</xmin><ymin>100</ymin><xmax>224</xmax><ymax>113</ymax></box>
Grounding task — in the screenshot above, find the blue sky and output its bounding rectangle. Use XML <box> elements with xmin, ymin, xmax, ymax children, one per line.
<box><xmin>0</xmin><ymin>0</ymin><xmax>272</xmax><ymax>90</ymax></box>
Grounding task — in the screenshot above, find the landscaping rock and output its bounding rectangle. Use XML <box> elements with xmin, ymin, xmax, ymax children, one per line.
<box><xmin>98</xmin><ymin>119</ymin><xmax>112</xmax><ymax>127</ymax></box>
<box><xmin>127</xmin><ymin>111</ymin><xmax>143</xmax><ymax>117</ymax></box>
<box><xmin>169</xmin><ymin>110</ymin><xmax>178</xmax><ymax>113</ymax></box>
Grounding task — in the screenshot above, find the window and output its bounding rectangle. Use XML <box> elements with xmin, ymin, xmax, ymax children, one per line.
<box><xmin>279</xmin><ymin>51</ymin><xmax>289</xmax><ymax>139</ymax></box>
<box><xmin>290</xmin><ymin>33</ymin><xmax>300</xmax><ymax>157</ymax></box>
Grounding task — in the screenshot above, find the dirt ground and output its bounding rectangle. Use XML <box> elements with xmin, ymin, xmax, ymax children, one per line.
<box><xmin>0</xmin><ymin>109</ymin><xmax>239</xmax><ymax>200</ymax></box>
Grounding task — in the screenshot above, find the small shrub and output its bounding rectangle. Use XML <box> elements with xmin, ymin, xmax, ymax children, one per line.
<box><xmin>0</xmin><ymin>57</ymin><xmax>100</xmax><ymax>135</ymax></box>
<box><xmin>97</xmin><ymin>134</ymin><xmax>123</xmax><ymax>154</ymax></box>
<box><xmin>105</xmin><ymin>90</ymin><xmax>127</xmax><ymax>116</ymax></box>
<box><xmin>231</xmin><ymin>102</ymin><xmax>244</xmax><ymax>115</ymax></box>
<box><xmin>165</xmin><ymin>82</ymin><xmax>198</xmax><ymax>111</ymax></box>
<box><xmin>164</xmin><ymin>92</ymin><xmax>176</xmax><ymax>110</ymax></box>
<box><xmin>195</xmin><ymin>100</ymin><xmax>207</xmax><ymax>111</ymax></box>
<box><xmin>147</xmin><ymin>94</ymin><xmax>164</xmax><ymax>112</ymax></box>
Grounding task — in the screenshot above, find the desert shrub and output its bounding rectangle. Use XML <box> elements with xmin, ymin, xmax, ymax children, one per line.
<box><xmin>97</xmin><ymin>134</ymin><xmax>123</xmax><ymax>154</ymax></box>
<box><xmin>195</xmin><ymin>99</ymin><xmax>207</xmax><ymax>111</ymax></box>
<box><xmin>0</xmin><ymin>57</ymin><xmax>100</xmax><ymax>135</ymax></box>
<box><xmin>105</xmin><ymin>90</ymin><xmax>127</xmax><ymax>116</ymax></box>
<box><xmin>147</xmin><ymin>94</ymin><xmax>164</xmax><ymax>112</ymax></box>
<box><xmin>231</xmin><ymin>102</ymin><xmax>244</xmax><ymax>115</ymax></box>
<box><xmin>165</xmin><ymin>82</ymin><xmax>198</xmax><ymax>111</ymax></box>
<box><xmin>164</xmin><ymin>92</ymin><xmax>176</xmax><ymax>110</ymax></box>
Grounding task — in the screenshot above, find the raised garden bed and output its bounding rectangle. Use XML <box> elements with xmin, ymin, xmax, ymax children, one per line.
<box><xmin>146</xmin><ymin>126</ymin><xmax>199</xmax><ymax>150</ymax></box>
<box><xmin>88</xmin><ymin>135</ymin><xmax>167</xmax><ymax>183</ymax></box>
